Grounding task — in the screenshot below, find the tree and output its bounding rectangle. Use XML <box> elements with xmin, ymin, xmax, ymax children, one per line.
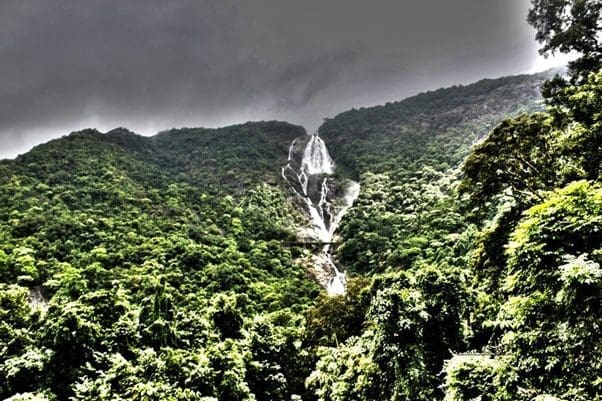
<box><xmin>303</xmin><ymin>277</ymin><xmax>371</xmax><ymax>347</ymax></box>
<box><xmin>528</xmin><ymin>0</ymin><xmax>601</xmax><ymax>84</ymax></box>
<box><xmin>460</xmin><ymin>113</ymin><xmax>558</xmax><ymax>210</ymax></box>
<box><xmin>210</xmin><ymin>293</ymin><xmax>244</xmax><ymax>340</ymax></box>
<box><xmin>493</xmin><ymin>181</ymin><xmax>602</xmax><ymax>400</ymax></box>
<box><xmin>554</xmin><ymin>69</ymin><xmax>602</xmax><ymax>180</ymax></box>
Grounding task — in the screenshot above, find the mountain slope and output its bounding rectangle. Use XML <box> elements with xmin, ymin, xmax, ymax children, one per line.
<box><xmin>307</xmin><ymin>69</ymin><xmax>601</xmax><ymax>401</ymax></box>
<box><xmin>0</xmin><ymin>121</ymin><xmax>318</xmax><ymax>400</ymax></box>
<box><xmin>319</xmin><ymin>72</ymin><xmax>551</xmax><ymax>274</ymax></box>
<box><xmin>2</xmin><ymin>68</ymin><xmax>593</xmax><ymax>401</ymax></box>
<box><xmin>321</xmin><ymin>72</ymin><xmax>550</xmax><ymax>177</ymax></box>
<box><xmin>7</xmin><ymin>121</ymin><xmax>305</xmax><ymax>194</ymax></box>
<box><xmin>153</xmin><ymin>121</ymin><xmax>306</xmax><ymax>192</ymax></box>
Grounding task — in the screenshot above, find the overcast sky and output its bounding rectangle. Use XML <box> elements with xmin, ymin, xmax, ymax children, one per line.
<box><xmin>0</xmin><ymin>0</ymin><xmax>572</xmax><ymax>159</ymax></box>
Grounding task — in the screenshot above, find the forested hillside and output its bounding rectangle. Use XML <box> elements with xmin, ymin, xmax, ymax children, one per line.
<box><xmin>321</xmin><ymin>72</ymin><xmax>549</xmax><ymax>177</ymax></box>
<box><xmin>320</xmin><ymin>72</ymin><xmax>550</xmax><ymax>275</ymax></box>
<box><xmin>12</xmin><ymin>121</ymin><xmax>304</xmax><ymax>194</ymax></box>
<box><xmin>306</xmin><ymin>7</ymin><xmax>602</xmax><ymax>397</ymax></box>
<box><xmin>0</xmin><ymin>122</ymin><xmax>322</xmax><ymax>400</ymax></box>
<box><xmin>1</xmin><ymin>8</ymin><xmax>601</xmax><ymax>399</ymax></box>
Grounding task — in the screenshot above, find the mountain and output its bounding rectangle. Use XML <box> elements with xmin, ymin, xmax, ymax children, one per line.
<box><xmin>8</xmin><ymin>121</ymin><xmax>305</xmax><ymax>193</ymax></box>
<box><xmin>0</xmin><ymin>121</ymin><xmax>317</xmax><ymax>400</ymax></box>
<box><xmin>1</xmin><ymin>68</ymin><xmax>600</xmax><ymax>401</ymax></box>
<box><xmin>307</xmin><ymin>69</ymin><xmax>601</xmax><ymax>401</ymax></box>
<box><xmin>320</xmin><ymin>72</ymin><xmax>550</xmax><ymax>177</ymax></box>
<box><xmin>318</xmin><ymin>71</ymin><xmax>550</xmax><ymax>275</ymax></box>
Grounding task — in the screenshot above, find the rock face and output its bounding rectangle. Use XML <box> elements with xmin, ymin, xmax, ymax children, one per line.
<box><xmin>281</xmin><ymin>134</ymin><xmax>360</xmax><ymax>294</ymax></box>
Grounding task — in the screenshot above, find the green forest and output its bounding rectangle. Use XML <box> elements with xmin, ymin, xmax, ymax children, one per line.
<box><xmin>0</xmin><ymin>1</ymin><xmax>600</xmax><ymax>400</ymax></box>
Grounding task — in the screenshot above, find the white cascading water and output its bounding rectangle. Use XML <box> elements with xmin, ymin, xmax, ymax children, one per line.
<box><xmin>282</xmin><ymin>134</ymin><xmax>360</xmax><ymax>295</ymax></box>
<box><xmin>302</xmin><ymin>135</ymin><xmax>335</xmax><ymax>175</ymax></box>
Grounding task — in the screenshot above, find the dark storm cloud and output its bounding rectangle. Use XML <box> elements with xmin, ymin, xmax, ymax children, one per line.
<box><xmin>0</xmin><ymin>0</ymin><xmax>548</xmax><ymax>158</ymax></box>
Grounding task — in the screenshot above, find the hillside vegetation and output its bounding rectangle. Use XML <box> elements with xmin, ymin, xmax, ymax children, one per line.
<box><xmin>0</xmin><ymin>13</ymin><xmax>600</xmax><ymax>399</ymax></box>
<box><xmin>308</xmin><ymin>64</ymin><xmax>601</xmax><ymax>401</ymax></box>
<box><xmin>321</xmin><ymin>72</ymin><xmax>550</xmax><ymax>275</ymax></box>
<box><xmin>0</xmin><ymin>122</ymin><xmax>321</xmax><ymax>400</ymax></box>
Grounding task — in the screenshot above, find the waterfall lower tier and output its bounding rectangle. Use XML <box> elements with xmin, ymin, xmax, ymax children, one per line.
<box><xmin>282</xmin><ymin>134</ymin><xmax>360</xmax><ymax>295</ymax></box>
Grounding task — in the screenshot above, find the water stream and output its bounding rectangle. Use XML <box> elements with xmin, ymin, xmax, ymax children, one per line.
<box><xmin>282</xmin><ymin>134</ymin><xmax>360</xmax><ymax>295</ymax></box>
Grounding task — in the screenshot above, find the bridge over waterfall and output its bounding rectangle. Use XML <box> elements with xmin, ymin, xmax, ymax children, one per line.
<box><xmin>281</xmin><ymin>241</ymin><xmax>340</xmax><ymax>248</ymax></box>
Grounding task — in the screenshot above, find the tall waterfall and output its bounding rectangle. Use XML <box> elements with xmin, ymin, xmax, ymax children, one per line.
<box><xmin>282</xmin><ymin>134</ymin><xmax>360</xmax><ymax>295</ymax></box>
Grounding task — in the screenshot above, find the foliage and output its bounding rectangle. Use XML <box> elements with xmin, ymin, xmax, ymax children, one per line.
<box><xmin>320</xmin><ymin>73</ymin><xmax>548</xmax><ymax>278</ymax></box>
<box><xmin>493</xmin><ymin>181</ymin><xmax>602</xmax><ymax>400</ymax></box>
<box><xmin>442</xmin><ymin>354</ymin><xmax>514</xmax><ymax>401</ymax></box>
<box><xmin>321</xmin><ymin>73</ymin><xmax>549</xmax><ymax>178</ymax></box>
<box><xmin>308</xmin><ymin>265</ymin><xmax>470</xmax><ymax>401</ymax></box>
<box><xmin>0</xmin><ymin>122</ymin><xmax>319</xmax><ymax>400</ymax></box>
<box><xmin>528</xmin><ymin>0</ymin><xmax>601</xmax><ymax>84</ymax></box>
<box><xmin>443</xmin><ymin>182</ymin><xmax>602</xmax><ymax>401</ymax></box>
<box><xmin>554</xmin><ymin>69</ymin><xmax>602</xmax><ymax>180</ymax></box>
<box><xmin>0</xmin><ymin>42</ymin><xmax>599</xmax><ymax>401</ymax></box>
<box><xmin>461</xmin><ymin>113</ymin><xmax>558</xmax><ymax>208</ymax></box>
<box><xmin>310</xmin><ymin>16</ymin><xmax>601</xmax><ymax>399</ymax></box>
<box><xmin>303</xmin><ymin>277</ymin><xmax>372</xmax><ymax>347</ymax></box>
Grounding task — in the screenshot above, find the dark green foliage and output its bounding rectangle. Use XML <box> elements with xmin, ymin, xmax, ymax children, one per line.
<box><xmin>307</xmin><ymin>34</ymin><xmax>601</xmax><ymax>401</ymax></box>
<box><xmin>320</xmin><ymin>73</ymin><xmax>548</xmax><ymax>178</ymax></box>
<box><xmin>528</xmin><ymin>0</ymin><xmax>601</xmax><ymax>83</ymax></box>
<box><xmin>303</xmin><ymin>277</ymin><xmax>372</xmax><ymax>347</ymax></box>
<box><xmin>443</xmin><ymin>354</ymin><xmax>512</xmax><ymax>401</ymax></box>
<box><xmin>321</xmin><ymin>73</ymin><xmax>548</xmax><ymax>278</ymax></box>
<box><xmin>1</xmin><ymin>54</ymin><xmax>599</xmax><ymax>401</ymax></box>
<box><xmin>336</xmin><ymin>169</ymin><xmax>472</xmax><ymax>275</ymax></box>
<box><xmin>441</xmin><ymin>33</ymin><xmax>602</xmax><ymax>401</ymax></box>
<box><xmin>443</xmin><ymin>182</ymin><xmax>602</xmax><ymax>401</ymax></box>
<box><xmin>462</xmin><ymin>71</ymin><xmax>602</xmax><ymax>218</ymax></box>
<box><xmin>494</xmin><ymin>181</ymin><xmax>602</xmax><ymax>400</ymax></box>
<box><xmin>0</xmin><ymin>122</ymin><xmax>319</xmax><ymax>400</ymax></box>
<box><xmin>245</xmin><ymin>312</ymin><xmax>308</xmax><ymax>401</ymax></box>
<box><xmin>152</xmin><ymin>121</ymin><xmax>306</xmax><ymax>193</ymax></box>
<box><xmin>554</xmin><ymin>70</ymin><xmax>602</xmax><ymax>180</ymax></box>
<box><xmin>461</xmin><ymin>113</ymin><xmax>558</xmax><ymax>208</ymax></box>
<box><xmin>211</xmin><ymin>293</ymin><xmax>244</xmax><ymax>340</ymax></box>
<box><xmin>307</xmin><ymin>265</ymin><xmax>470</xmax><ymax>401</ymax></box>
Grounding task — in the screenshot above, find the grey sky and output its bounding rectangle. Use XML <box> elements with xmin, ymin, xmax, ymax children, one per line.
<box><xmin>0</xmin><ymin>0</ymin><xmax>569</xmax><ymax>159</ymax></box>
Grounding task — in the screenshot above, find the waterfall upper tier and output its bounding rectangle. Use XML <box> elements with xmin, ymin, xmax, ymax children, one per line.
<box><xmin>302</xmin><ymin>135</ymin><xmax>335</xmax><ymax>175</ymax></box>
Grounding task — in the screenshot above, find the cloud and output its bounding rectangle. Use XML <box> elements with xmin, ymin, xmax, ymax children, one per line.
<box><xmin>0</xmin><ymin>0</ymin><xmax>549</xmax><ymax>158</ymax></box>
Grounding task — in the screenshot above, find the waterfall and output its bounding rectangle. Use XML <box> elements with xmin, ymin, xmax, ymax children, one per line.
<box><xmin>320</xmin><ymin>181</ymin><xmax>360</xmax><ymax>295</ymax></box>
<box><xmin>301</xmin><ymin>135</ymin><xmax>335</xmax><ymax>175</ymax></box>
<box><xmin>282</xmin><ymin>134</ymin><xmax>360</xmax><ymax>295</ymax></box>
<box><xmin>29</xmin><ymin>286</ymin><xmax>48</xmax><ymax>310</ymax></box>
